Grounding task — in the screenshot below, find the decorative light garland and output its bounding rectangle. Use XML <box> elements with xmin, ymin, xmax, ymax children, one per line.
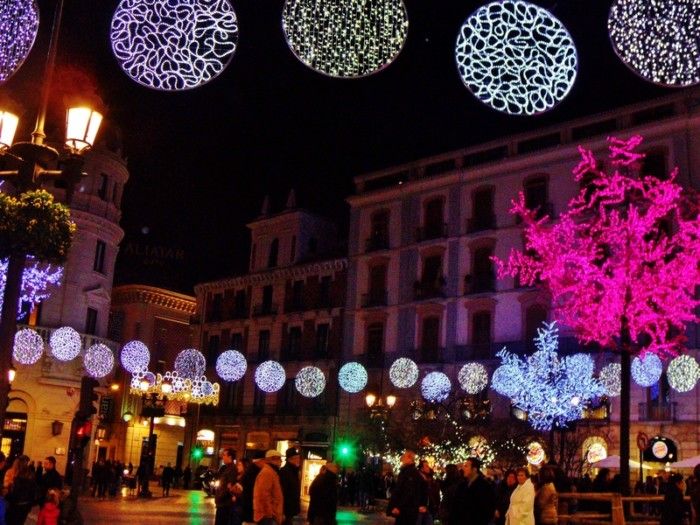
<box><xmin>389</xmin><ymin>357</ymin><xmax>419</xmax><ymax>389</ymax></box>
<box><xmin>599</xmin><ymin>362</ymin><xmax>622</xmax><ymax>397</ymax></box>
<box><xmin>84</xmin><ymin>343</ymin><xmax>115</xmax><ymax>378</ymax></box>
<box><xmin>1</xmin><ymin>258</ymin><xmax>63</xmax><ymax>318</ymax></box>
<box><xmin>254</xmin><ymin>360</ymin><xmax>286</xmax><ymax>393</ymax></box>
<box><xmin>455</xmin><ymin>0</ymin><xmax>578</xmax><ymax>115</ymax></box>
<box><xmin>666</xmin><ymin>355</ymin><xmax>700</xmax><ymax>393</ymax></box>
<box><xmin>174</xmin><ymin>348</ymin><xmax>206</xmax><ymax>379</ymax></box>
<box><xmin>49</xmin><ymin>326</ymin><xmax>82</xmax><ymax>362</ymax></box>
<box><xmin>111</xmin><ymin>0</ymin><xmax>239</xmax><ymax>91</ymax></box>
<box><xmin>0</xmin><ymin>0</ymin><xmax>39</xmax><ymax>84</ymax></box>
<box><xmin>13</xmin><ymin>328</ymin><xmax>44</xmax><ymax>365</ymax></box>
<box><xmin>215</xmin><ymin>350</ymin><xmax>247</xmax><ymax>382</ymax></box>
<box><xmin>421</xmin><ymin>371</ymin><xmax>452</xmax><ymax>402</ymax></box>
<box><xmin>631</xmin><ymin>353</ymin><xmax>663</xmax><ymax>387</ymax></box>
<box><xmin>120</xmin><ymin>340</ymin><xmax>150</xmax><ymax>373</ymax></box>
<box><xmin>338</xmin><ymin>362</ymin><xmax>368</xmax><ymax>393</ymax></box>
<box><xmin>458</xmin><ymin>362</ymin><xmax>488</xmax><ymax>395</ymax></box>
<box><xmin>130</xmin><ymin>369</ymin><xmax>220</xmax><ymax>405</ymax></box>
<box><xmin>295</xmin><ymin>366</ymin><xmax>326</xmax><ymax>398</ymax></box>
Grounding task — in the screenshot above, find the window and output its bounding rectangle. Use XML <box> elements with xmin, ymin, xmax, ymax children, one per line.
<box><xmin>230</xmin><ymin>332</ymin><xmax>243</xmax><ymax>352</ymax></box>
<box><xmin>223</xmin><ymin>381</ymin><xmax>243</xmax><ymax>410</ymax></box>
<box><xmin>107</xmin><ymin>310</ymin><xmax>124</xmax><ymax>342</ymax></box>
<box><xmin>471</xmin><ymin>311</ymin><xmax>491</xmax><ymax>356</ymax></box>
<box><xmin>234</xmin><ymin>290</ymin><xmax>247</xmax><ymax>318</ymax></box>
<box><xmin>112</xmin><ymin>182</ymin><xmax>121</xmax><ymax>206</ymax></box>
<box><xmin>93</xmin><ymin>240</ymin><xmax>106</xmax><ymax>273</ymax></box>
<box><xmin>524</xmin><ymin>177</ymin><xmax>549</xmax><ymax>218</ymax></box>
<box><xmin>368</xmin><ymin>210</ymin><xmax>390</xmax><ymax>250</ymax></box>
<box><xmin>470</xmin><ymin>187</ymin><xmax>495</xmax><ymax>232</ymax></box>
<box><xmin>525</xmin><ymin>304</ymin><xmax>548</xmax><ymax>351</ymax></box>
<box><xmin>262</xmin><ymin>285</ymin><xmax>273</xmax><ymax>311</ymax></box>
<box><xmin>366</xmin><ymin>264</ymin><xmax>387</xmax><ymax>306</ymax></box>
<box><xmin>315</xmin><ymin>323</ymin><xmax>330</xmax><ymax>357</ymax></box>
<box><xmin>366</xmin><ymin>323</ymin><xmax>384</xmax><ymax>365</ymax></box>
<box><xmin>210</xmin><ymin>293</ymin><xmax>223</xmax><ymax>322</ymax></box>
<box><xmin>422</xmin><ymin>255</ymin><xmax>443</xmax><ymax>285</ymax></box>
<box><xmin>421</xmin><ymin>316</ymin><xmax>441</xmax><ymax>362</ymax></box>
<box><xmin>423</xmin><ymin>198</ymin><xmax>445</xmax><ymax>239</ymax></box>
<box><xmin>285</xmin><ymin>327</ymin><xmax>302</xmax><ymax>360</ymax></box>
<box><xmin>278</xmin><ymin>380</ymin><xmax>296</xmax><ymax>413</ymax></box>
<box><xmin>97</xmin><ymin>173</ymin><xmax>109</xmax><ymax>200</ymax></box>
<box><xmin>253</xmin><ymin>388</ymin><xmax>265</xmax><ymax>415</ymax></box>
<box><xmin>471</xmin><ymin>246</ymin><xmax>495</xmax><ymax>293</ymax></box>
<box><xmin>291</xmin><ymin>280</ymin><xmax>304</xmax><ymax>310</ymax></box>
<box><xmin>267</xmin><ymin>238</ymin><xmax>279</xmax><ymax>268</ymax></box>
<box><xmin>319</xmin><ymin>276</ymin><xmax>332</xmax><ymax>307</ymax></box>
<box><xmin>134</xmin><ymin>322</ymin><xmax>141</xmax><ymax>339</ymax></box>
<box><xmin>207</xmin><ymin>335</ymin><xmax>220</xmax><ymax>363</ymax></box>
<box><xmin>258</xmin><ymin>330</ymin><xmax>270</xmax><ymax>361</ymax></box>
<box><xmin>308</xmin><ymin>237</ymin><xmax>318</xmax><ymax>254</ymax></box>
<box><xmin>85</xmin><ymin>308</ymin><xmax>98</xmax><ymax>335</ymax></box>
<box><xmin>250</xmin><ymin>243</ymin><xmax>257</xmax><ymax>270</ymax></box>
<box><xmin>641</xmin><ymin>150</ymin><xmax>667</xmax><ymax>180</ymax></box>
<box><xmin>647</xmin><ymin>374</ymin><xmax>671</xmax><ymax>406</ymax></box>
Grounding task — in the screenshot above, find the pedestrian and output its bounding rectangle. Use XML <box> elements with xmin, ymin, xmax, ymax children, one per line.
<box><xmin>174</xmin><ymin>465</ymin><xmax>183</xmax><ymax>489</ymax></box>
<box><xmin>5</xmin><ymin>455</ymin><xmax>37</xmax><ymax>525</ymax></box>
<box><xmin>215</xmin><ymin>448</ymin><xmax>238</xmax><ymax>525</ymax></box>
<box><xmin>307</xmin><ymin>462</ymin><xmax>338</xmax><ymax>525</ymax></box>
<box><xmin>450</xmin><ymin>457</ymin><xmax>495</xmax><ymax>525</ymax></box>
<box><xmin>183</xmin><ymin>465</ymin><xmax>192</xmax><ymax>490</ymax></box>
<box><xmin>161</xmin><ymin>462</ymin><xmax>175</xmax><ymax>497</ymax></box>
<box><xmin>506</xmin><ymin>468</ymin><xmax>535</xmax><ymax>525</ymax></box>
<box><xmin>535</xmin><ymin>467</ymin><xmax>558</xmax><ymax>525</ymax></box>
<box><xmin>37</xmin><ymin>456</ymin><xmax>63</xmax><ymax>507</ymax></box>
<box><xmin>439</xmin><ymin>464</ymin><xmax>462</xmax><ymax>525</ymax></box>
<box><xmin>37</xmin><ymin>489</ymin><xmax>60</xmax><ymax>525</ymax></box>
<box><xmin>495</xmin><ymin>470</ymin><xmax>517</xmax><ymax>525</ymax></box>
<box><xmin>241</xmin><ymin>454</ymin><xmax>264</xmax><ymax>525</ymax></box>
<box><xmin>253</xmin><ymin>450</ymin><xmax>284</xmax><ymax>525</ymax></box>
<box><xmin>418</xmin><ymin>460</ymin><xmax>440</xmax><ymax>525</ymax></box>
<box><xmin>279</xmin><ymin>447</ymin><xmax>301</xmax><ymax>525</ymax></box>
<box><xmin>386</xmin><ymin>450</ymin><xmax>426</xmax><ymax>525</ymax></box>
<box><xmin>661</xmin><ymin>473</ymin><xmax>686</xmax><ymax>525</ymax></box>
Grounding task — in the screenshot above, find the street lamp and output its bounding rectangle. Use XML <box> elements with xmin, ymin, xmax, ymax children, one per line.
<box><xmin>7</xmin><ymin>365</ymin><xmax>16</xmax><ymax>386</ymax></box>
<box><xmin>365</xmin><ymin>392</ymin><xmax>396</xmax><ymax>419</ymax></box>
<box><xmin>138</xmin><ymin>382</ymin><xmax>170</xmax><ymax>498</ymax></box>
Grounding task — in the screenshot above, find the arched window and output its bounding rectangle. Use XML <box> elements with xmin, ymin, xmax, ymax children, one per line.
<box><xmin>471</xmin><ymin>311</ymin><xmax>491</xmax><ymax>358</ymax></box>
<box><xmin>421</xmin><ymin>316</ymin><xmax>441</xmax><ymax>362</ymax></box>
<box><xmin>366</xmin><ymin>323</ymin><xmax>384</xmax><ymax>366</ymax></box>
<box><xmin>523</xmin><ymin>176</ymin><xmax>550</xmax><ymax>219</ymax></box>
<box><xmin>525</xmin><ymin>304</ymin><xmax>548</xmax><ymax>351</ymax></box>
<box><xmin>469</xmin><ymin>187</ymin><xmax>495</xmax><ymax>232</ymax></box>
<box><xmin>267</xmin><ymin>238</ymin><xmax>279</xmax><ymax>268</ymax></box>
<box><xmin>422</xmin><ymin>197</ymin><xmax>446</xmax><ymax>239</ymax></box>
<box><xmin>368</xmin><ymin>209</ymin><xmax>390</xmax><ymax>251</ymax></box>
<box><xmin>472</xmin><ymin>246</ymin><xmax>495</xmax><ymax>293</ymax></box>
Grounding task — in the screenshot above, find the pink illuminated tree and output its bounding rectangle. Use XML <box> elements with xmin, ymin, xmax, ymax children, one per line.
<box><xmin>496</xmin><ymin>136</ymin><xmax>700</xmax><ymax>493</ymax></box>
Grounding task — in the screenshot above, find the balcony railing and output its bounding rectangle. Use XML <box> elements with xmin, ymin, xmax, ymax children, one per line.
<box><xmin>464</xmin><ymin>273</ymin><xmax>496</xmax><ymax>294</ymax></box>
<box><xmin>252</xmin><ymin>303</ymin><xmax>278</xmax><ymax>317</ymax></box>
<box><xmin>362</xmin><ymin>290</ymin><xmax>388</xmax><ymax>307</ymax></box>
<box><xmin>415</xmin><ymin>223</ymin><xmax>448</xmax><ymax>242</ymax></box>
<box><xmin>415</xmin><ymin>347</ymin><xmax>445</xmax><ymax>364</ymax></box>
<box><xmin>467</xmin><ymin>215</ymin><xmax>497</xmax><ymax>233</ymax></box>
<box><xmin>413</xmin><ymin>280</ymin><xmax>446</xmax><ymax>300</ymax></box>
<box><xmin>638</xmin><ymin>402</ymin><xmax>677</xmax><ymax>422</ymax></box>
<box><xmin>365</xmin><ymin>234</ymin><xmax>389</xmax><ymax>252</ymax></box>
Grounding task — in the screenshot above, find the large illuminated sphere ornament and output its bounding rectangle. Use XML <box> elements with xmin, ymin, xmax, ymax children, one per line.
<box><xmin>120</xmin><ymin>340</ymin><xmax>150</xmax><ymax>373</ymax></box>
<box><xmin>110</xmin><ymin>0</ymin><xmax>239</xmax><ymax>91</ymax></box>
<box><xmin>631</xmin><ymin>354</ymin><xmax>663</xmax><ymax>387</ymax></box>
<box><xmin>84</xmin><ymin>344</ymin><xmax>115</xmax><ymax>378</ymax></box>
<box><xmin>455</xmin><ymin>0</ymin><xmax>578</xmax><ymax>115</ymax></box>
<box><xmin>458</xmin><ymin>363</ymin><xmax>489</xmax><ymax>394</ymax></box>
<box><xmin>0</xmin><ymin>0</ymin><xmax>39</xmax><ymax>84</ymax></box>
<box><xmin>174</xmin><ymin>349</ymin><xmax>206</xmax><ymax>379</ymax></box>
<box><xmin>215</xmin><ymin>350</ymin><xmax>247</xmax><ymax>382</ymax></box>
<box><xmin>421</xmin><ymin>372</ymin><xmax>452</xmax><ymax>402</ymax></box>
<box><xmin>608</xmin><ymin>0</ymin><xmax>700</xmax><ymax>87</ymax></box>
<box><xmin>491</xmin><ymin>364</ymin><xmax>521</xmax><ymax>398</ymax></box>
<box><xmin>338</xmin><ymin>362</ymin><xmax>368</xmax><ymax>394</ymax></box>
<box><xmin>295</xmin><ymin>366</ymin><xmax>326</xmax><ymax>398</ymax></box>
<box><xmin>13</xmin><ymin>328</ymin><xmax>44</xmax><ymax>365</ymax></box>
<box><xmin>49</xmin><ymin>327</ymin><xmax>82</xmax><ymax>361</ymax></box>
<box><xmin>667</xmin><ymin>355</ymin><xmax>700</xmax><ymax>393</ymax></box>
<box><xmin>255</xmin><ymin>360</ymin><xmax>286</xmax><ymax>393</ymax></box>
<box><xmin>599</xmin><ymin>363</ymin><xmax>622</xmax><ymax>397</ymax></box>
<box><xmin>282</xmin><ymin>0</ymin><xmax>408</xmax><ymax>78</ymax></box>
<box><xmin>389</xmin><ymin>358</ymin><xmax>419</xmax><ymax>389</ymax></box>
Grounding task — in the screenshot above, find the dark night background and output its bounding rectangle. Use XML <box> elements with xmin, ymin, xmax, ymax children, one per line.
<box><xmin>1</xmin><ymin>0</ymin><xmax>669</xmax><ymax>293</ymax></box>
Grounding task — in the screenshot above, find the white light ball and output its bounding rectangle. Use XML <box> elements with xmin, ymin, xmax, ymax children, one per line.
<box><xmin>13</xmin><ymin>328</ymin><xmax>44</xmax><ymax>365</ymax></box>
<box><xmin>491</xmin><ymin>364</ymin><xmax>521</xmax><ymax>398</ymax></box>
<box><xmin>338</xmin><ymin>362</ymin><xmax>368</xmax><ymax>394</ymax></box>
<box><xmin>174</xmin><ymin>348</ymin><xmax>206</xmax><ymax>379</ymax></box>
<box><xmin>215</xmin><ymin>350</ymin><xmax>247</xmax><ymax>382</ymax></box>
<box><xmin>631</xmin><ymin>353</ymin><xmax>663</xmax><ymax>387</ymax></box>
<box><xmin>421</xmin><ymin>371</ymin><xmax>452</xmax><ymax>402</ymax></box>
<box><xmin>599</xmin><ymin>363</ymin><xmax>622</xmax><ymax>397</ymax></box>
<box><xmin>389</xmin><ymin>358</ymin><xmax>419</xmax><ymax>389</ymax></box>
<box><xmin>120</xmin><ymin>340</ymin><xmax>150</xmax><ymax>373</ymax></box>
<box><xmin>84</xmin><ymin>343</ymin><xmax>115</xmax><ymax>378</ymax></box>
<box><xmin>295</xmin><ymin>366</ymin><xmax>326</xmax><ymax>398</ymax></box>
<box><xmin>458</xmin><ymin>363</ymin><xmax>489</xmax><ymax>394</ymax></box>
<box><xmin>255</xmin><ymin>360</ymin><xmax>286</xmax><ymax>393</ymax></box>
<box><xmin>0</xmin><ymin>0</ymin><xmax>40</xmax><ymax>84</ymax></box>
<box><xmin>667</xmin><ymin>355</ymin><xmax>700</xmax><ymax>393</ymax></box>
<box><xmin>49</xmin><ymin>327</ymin><xmax>82</xmax><ymax>361</ymax></box>
<box><xmin>565</xmin><ymin>354</ymin><xmax>596</xmax><ymax>379</ymax></box>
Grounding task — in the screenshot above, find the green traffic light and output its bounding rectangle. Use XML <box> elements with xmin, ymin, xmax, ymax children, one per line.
<box><xmin>191</xmin><ymin>447</ymin><xmax>204</xmax><ymax>460</ymax></box>
<box><xmin>341</xmin><ymin>446</ymin><xmax>349</xmax><ymax>456</ymax></box>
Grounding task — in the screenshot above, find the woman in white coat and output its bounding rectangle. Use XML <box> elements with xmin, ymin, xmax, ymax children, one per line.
<box><xmin>506</xmin><ymin>468</ymin><xmax>536</xmax><ymax>525</ymax></box>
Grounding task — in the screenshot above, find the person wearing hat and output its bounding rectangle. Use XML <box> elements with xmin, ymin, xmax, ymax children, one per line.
<box><xmin>308</xmin><ymin>462</ymin><xmax>339</xmax><ymax>525</ymax></box>
<box><xmin>279</xmin><ymin>447</ymin><xmax>302</xmax><ymax>525</ymax></box>
<box><xmin>253</xmin><ymin>450</ymin><xmax>284</xmax><ymax>525</ymax></box>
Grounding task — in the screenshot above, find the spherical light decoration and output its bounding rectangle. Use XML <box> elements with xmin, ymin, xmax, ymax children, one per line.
<box><xmin>421</xmin><ymin>371</ymin><xmax>452</xmax><ymax>403</ymax></box>
<box><xmin>491</xmin><ymin>364</ymin><xmax>521</xmax><ymax>398</ymax></box>
<box><xmin>295</xmin><ymin>366</ymin><xmax>326</xmax><ymax>398</ymax></box>
<box><xmin>667</xmin><ymin>355</ymin><xmax>700</xmax><ymax>393</ymax></box>
<box><xmin>49</xmin><ymin>327</ymin><xmax>82</xmax><ymax>361</ymax></box>
<box><xmin>120</xmin><ymin>340</ymin><xmax>150</xmax><ymax>373</ymax></box>
<box><xmin>0</xmin><ymin>0</ymin><xmax>39</xmax><ymax>84</ymax></box>
<box><xmin>282</xmin><ymin>0</ymin><xmax>408</xmax><ymax>78</ymax></box>
<box><xmin>13</xmin><ymin>328</ymin><xmax>44</xmax><ymax>365</ymax></box>
<box><xmin>110</xmin><ymin>0</ymin><xmax>239</xmax><ymax>91</ymax></box>
<box><xmin>458</xmin><ymin>363</ymin><xmax>489</xmax><ymax>394</ymax></box>
<box><xmin>631</xmin><ymin>353</ymin><xmax>663</xmax><ymax>387</ymax></box>
<box><xmin>599</xmin><ymin>363</ymin><xmax>622</xmax><ymax>397</ymax></box>
<box><xmin>254</xmin><ymin>360</ymin><xmax>286</xmax><ymax>393</ymax></box>
<box><xmin>174</xmin><ymin>349</ymin><xmax>206</xmax><ymax>379</ymax></box>
<box><xmin>608</xmin><ymin>0</ymin><xmax>700</xmax><ymax>87</ymax></box>
<box><xmin>215</xmin><ymin>350</ymin><xmax>247</xmax><ymax>382</ymax></box>
<box><xmin>455</xmin><ymin>0</ymin><xmax>578</xmax><ymax>115</ymax></box>
<box><xmin>389</xmin><ymin>358</ymin><xmax>419</xmax><ymax>389</ymax></box>
<box><xmin>564</xmin><ymin>354</ymin><xmax>596</xmax><ymax>380</ymax></box>
<box><xmin>338</xmin><ymin>362</ymin><xmax>368</xmax><ymax>393</ymax></box>
<box><xmin>84</xmin><ymin>343</ymin><xmax>115</xmax><ymax>378</ymax></box>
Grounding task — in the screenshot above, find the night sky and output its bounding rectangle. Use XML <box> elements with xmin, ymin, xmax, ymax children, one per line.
<box><xmin>2</xmin><ymin>0</ymin><xmax>670</xmax><ymax>293</ymax></box>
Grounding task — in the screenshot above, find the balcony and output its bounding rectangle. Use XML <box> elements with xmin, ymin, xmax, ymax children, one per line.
<box><xmin>466</xmin><ymin>215</ymin><xmax>497</xmax><ymax>233</ymax></box>
<box><xmin>362</xmin><ymin>290</ymin><xmax>388</xmax><ymax>308</ymax></box>
<box><xmin>252</xmin><ymin>303</ymin><xmax>278</xmax><ymax>317</ymax></box>
<box><xmin>359</xmin><ymin>352</ymin><xmax>385</xmax><ymax>368</ymax></box>
<box><xmin>415</xmin><ymin>347</ymin><xmax>445</xmax><ymax>364</ymax></box>
<box><xmin>279</xmin><ymin>349</ymin><xmax>301</xmax><ymax>362</ymax></box>
<box><xmin>413</xmin><ymin>280</ymin><xmax>446</xmax><ymax>300</ymax></box>
<box><xmin>464</xmin><ymin>273</ymin><xmax>496</xmax><ymax>295</ymax></box>
<box><xmin>415</xmin><ymin>223</ymin><xmax>447</xmax><ymax>242</ymax></box>
<box><xmin>455</xmin><ymin>343</ymin><xmax>494</xmax><ymax>361</ymax></box>
<box><xmin>365</xmin><ymin>234</ymin><xmax>389</xmax><ymax>252</ymax></box>
<box><xmin>638</xmin><ymin>402</ymin><xmax>677</xmax><ymax>422</ymax></box>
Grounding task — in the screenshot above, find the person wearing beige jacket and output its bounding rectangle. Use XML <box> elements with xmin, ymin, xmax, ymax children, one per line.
<box><xmin>254</xmin><ymin>450</ymin><xmax>285</xmax><ymax>525</ymax></box>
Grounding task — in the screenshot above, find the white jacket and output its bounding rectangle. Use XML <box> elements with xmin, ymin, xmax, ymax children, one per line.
<box><xmin>506</xmin><ymin>478</ymin><xmax>535</xmax><ymax>525</ymax></box>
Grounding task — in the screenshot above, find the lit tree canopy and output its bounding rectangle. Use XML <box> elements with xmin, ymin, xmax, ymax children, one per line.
<box><xmin>0</xmin><ymin>257</ymin><xmax>63</xmax><ymax>318</ymax></box>
<box><xmin>496</xmin><ymin>136</ymin><xmax>700</xmax><ymax>358</ymax></box>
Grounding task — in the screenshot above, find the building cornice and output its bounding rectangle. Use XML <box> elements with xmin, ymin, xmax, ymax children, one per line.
<box><xmin>112</xmin><ymin>285</ymin><xmax>197</xmax><ymax>314</ymax></box>
<box><xmin>70</xmin><ymin>209</ymin><xmax>125</xmax><ymax>243</ymax></box>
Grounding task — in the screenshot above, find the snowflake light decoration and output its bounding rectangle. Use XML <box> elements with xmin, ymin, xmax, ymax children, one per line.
<box><xmin>421</xmin><ymin>372</ymin><xmax>452</xmax><ymax>403</ymax></box>
<box><xmin>120</xmin><ymin>340</ymin><xmax>150</xmax><ymax>373</ymax></box>
<box><xmin>458</xmin><ymin>363</ymin><xmax>489</xmax><ymax>394</ymax></box>
<box><xmin>608</xmin><ymin>0</ymin><xmax>700</xmax><ymax>87</ymax></box>
<box><xmin>0</xmin><ymin>0</ymin><xmax>39</xmax><ymax>84</ymax></box>
<box><xmin>282</xmin><ymin>0</ymin><xmax>408</xmax><ymax>78</ymax></box>
<box><xmin>174</xmin><ymin>349</ymin><xmax>206</xmax><ymax>379</ymax></box>
<box><xmin>599</xmin><ymin>363</ymin><xmax>622</xmax><ymax>397</ymax></box>
<box><xmin>667</xmin><ymin>355</ymin><xmax>700</xmax><ymax>393</ymax></box>
<box><xmin>491</xmin><ymin>322</ymin><xmax>604</xmax><ymax>430</ymax></box>
<box><xmin>215</xmin><ymin>350</ymin><xmax>247</xmax><ymax>382</ymax></box>
<box><xmin>631</xmin><ymin>354</ymin><xmax>663</xmax><ymax>387</ymax></box>
<box><xmin>1</xmin><ymin>258</ymin><xmax>63</xmax><ymax>319</ymax></box>
<box><xmin>338</xmin><ymin>362</ymin><xmax>368</xmax><ymax>393</ymax></box>
<box><xmin>389</xmin><ymin>358</ymin><xmax>419</xmax><ymax>389</ymax></box>
<box><xmin>13</xmin><ymin>328</ymin><xmax>44</xmax><ymax>365</ymax></box>
<box><xmin>295</xmin><ymin>366</ymin><xmax>326</xmax><ymax>398</ymax></box>
<box><xmin>255</xmin><ymin>360</ymin><xmax>286</xmax><ymax>393</ymax></box>
<box><xmin>455</xmin><ymin>0</ymin><xmax>578</xmax><ymax>115</ymax></box>
<box><xmin>84</xmin><ymin>343</ymin><xmax>115</xmax><ymax>378</ymax></box>
<box><xmin>49</xmin><ymin>326</ymin><xmax>82</xmax><ymax>361</ymax></box>
<box><xmin>110</xmin><ymin>0</ymin><xmax>239</xmax><ymax>91</ymax></box>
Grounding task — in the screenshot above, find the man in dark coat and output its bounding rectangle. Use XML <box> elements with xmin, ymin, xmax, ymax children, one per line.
<box><xmin>449</xmin><ymin>457</ymin><xmax>495</xmax><ymax>525</ymax></box>
<box><xmin>308</xmin><ymin>463</ymin><xmax>338</xmax><ymax>525</ymax></box>
<box><xmin>215</xmin><ymin>448</ymin><xmax>238</xmax><ymax>525</ymax></box>
<box><xmin>387</xmin><ymin>450</ymin><xmax>427</xmax><ymax>525</ymax></box>
<box><xmin>37</xmin><ymin>456</ymin><xmax>63</xmax><ymax>506</ymax></box>
<box><xmin>279</xmin><ymin>447</ymin><xmax>302</xmax><ymax>525</ymax></box>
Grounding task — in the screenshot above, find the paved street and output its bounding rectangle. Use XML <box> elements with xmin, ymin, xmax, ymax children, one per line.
<box><xmin>25</xmin><ymin>490</ymin><xmax>392</xmax><ymax>525</ymax></box>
